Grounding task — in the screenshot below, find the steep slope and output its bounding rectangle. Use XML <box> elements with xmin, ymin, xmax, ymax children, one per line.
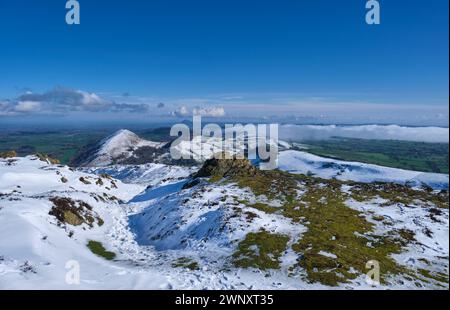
<box><xmin>71</xmin><ymin>129</ymin><xmax>167</xmax><ymax>167</ymax></box>
<box><xmin>85</xmin><ymin>163</ymin><xmax>197</xmax><ymax>187</ymax></box>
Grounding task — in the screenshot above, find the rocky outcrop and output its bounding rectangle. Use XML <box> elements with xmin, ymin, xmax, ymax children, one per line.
<box><xmin>0</xmin><ymin>150</ymin><xmax>17</xmax><ymax>159</ymax></box>
<box><xmin>35</xmin><ymin>153</ymin><xmax>60</xmax><ymax>165</ymax></box>
<box><xmin>49</xmin><ymin>197</ymin><xmax>103</xmax><ymax>227</ymax></box>
<box><xmin>194</xmin><ymin>156</ymin><xmax>258</xmax><ymax>180</ymax></box>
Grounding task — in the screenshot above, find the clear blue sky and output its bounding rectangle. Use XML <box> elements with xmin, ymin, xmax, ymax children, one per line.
<box><xmin>0</xmin><ymin>0</ymin><xmax>448</xmax><ymax>125</ymax></box>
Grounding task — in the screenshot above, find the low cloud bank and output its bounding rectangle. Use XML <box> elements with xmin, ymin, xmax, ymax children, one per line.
<box><xmin>280</xmin><ymin>124</ymin><xmax>449</xmax><ymax>143</ymax></box>
<box><xmin>0</xmin><ymin>87</ymin><xmax>151</xmax><ymax>116</ymax></box>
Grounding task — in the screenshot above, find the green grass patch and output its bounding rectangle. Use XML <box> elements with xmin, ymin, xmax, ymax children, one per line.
<box><xmin>233</xmin><ymin>230</ymin><xmax>289</xmax><ymax>270</ymax></box>
<box><xmin>348</xmin><ymin>182</ymin><xmax>449</xmax><ymax>209</ymax></box>
<box><xmin>234</xmin><ymin>170</ymin><xmax>298</xmax><ymax>200</ymax></box>
<box><xmin>416</xmin><ymin>268</ymin><xmax>449</xmax><ymax>284</ymax></box>
<box><xmin>239</xmin><ymin>201</ymin><xmax>279</xmax><ymax>214</ymax></box>
<box><xmin>87</xmin><ymin>240</ymin><xmax>116</xmax><ymax>260</ymax></box>
<box><xmin>172</xmin><ymin>257</ymin><xmax>200</xmax><ymax>270</ymax></box>
<box><xmin>287</xmin><ymin>182</ymin><xmax>408</xmax><ymax>286</ymax></box>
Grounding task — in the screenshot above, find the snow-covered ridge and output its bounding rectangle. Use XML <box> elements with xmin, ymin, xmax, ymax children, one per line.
<box><xmin>92</xmin><ymin>129</ymin><xmax>165</xmax><ymax>166</ymax></box>
<box><xmin>0</xmin><ymin>155</ymin><xmax>144</xmax><ymax>200</ymax></box>
<box><xmin>76</xmin><ymin>128</ymin><xmax>286</xmax><ymax>167</ymax></box>
<box><xmin>277</xmin><ymin>150</ymin><xmax>449</xmax><ymax>190</ymax></box>
<box><xmin>72</xmin><ymin>129</ymin><xmax>166</xmax><ymax>167</ymax></box>
<box><xmin>99</xmin><ymin>129</ymin><xmax>162</xmax><ymax>158</ymax></box>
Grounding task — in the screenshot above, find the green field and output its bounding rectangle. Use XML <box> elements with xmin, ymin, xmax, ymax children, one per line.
<box><xmin>0</xmin><ymin>131</ymin><xmax>106</xmax><ymax>165</ymax></box>
<box><xmin>0</xmin><ymin>128</ymin><xmax>172</xmax><ymax>165</ymax></box>
<box><xmin>298</xmin><ymin>138</ymin><xmax>449</xmax><ymax>174</ymax></box>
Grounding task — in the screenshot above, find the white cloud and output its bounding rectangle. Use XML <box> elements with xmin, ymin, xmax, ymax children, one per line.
<box><xmin>79</xmin><ymin>91</ymin><xmax>105</xmax><ymax>106</ymax></box>
<box><xmin>0</xmin><ymin>87</ymin><xmax>151</xmax><ymax>115</ymax></box>
<box><xmin>170</xmin><ymin>105</ymin><xmax>226</xmax><ymax>118</ymax></box>
<box><xmin>193</xmin><ymin>106</ymin><xmax>225</xmax><ymax>117</ymax></box>
<box><xmin>171</xmin><ymin>105</ymin><xmax>190</xmax><ymax>117</ymax></box>
<box><xmin>14</xmin><ymin>101</ymin><xmax>42</xmax><ymax>112</ymax></box>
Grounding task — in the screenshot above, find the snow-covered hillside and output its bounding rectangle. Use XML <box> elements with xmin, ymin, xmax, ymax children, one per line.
<box><xmin>72</xmin><ymin>129</ymin><xmax>166</xmax><ymax>167</ymax></box>
<box><xmin>1</xmin><ymin>150</ymin><xmax>448</xmax><ymax>290</ymax></box>
<box><xmin>74</xmin><ymin>129</ymin><xmax>449</xmax><ymax>190</ymax></box>
<box><xmin>0</xmin><ymin>156</ymin><xmax>157</xmax><ymax>289</ymax></box>
<box><xmin>0</xmin><ymin>156</ymin><xmax>143</xmax><ymax>199</ymax></box>
<box><xmin>73</xmin><ymin>129</ymin><xmax>286</xmax><ymax>168</ymax></box>
<box><xmin>277</xmin><ymin>150</ymin><xmax>449</xmax><ymax>190</ymax></box>
<box><xmin>72</xmin><ymin>129</ymin><xmax>449</xmax><ymax>191</ymax></box>
<box><xmin>84</xmin><ymin>163</ymin><xmax>197</xmax><ymax>187</ymax></box>
<box><xmin>0</xmin><ymin>156</ymin><xmax>315</xmax><ymax>289</ymax></box>
<box><xmin>171</xmin><ymin>134</ymin><xmax>283</xmax><ymax>163</ymax></box>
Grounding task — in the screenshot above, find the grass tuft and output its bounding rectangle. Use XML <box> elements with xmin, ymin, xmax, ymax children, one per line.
<box><xmin>233</xmin><ymin>230</ymin><xmax>289</xmax><ymax>270</ymax></box>
<box><xmin>87</xmin><ymin>240</ymin><xmax>116</xmax><ymax>260</ymax></box>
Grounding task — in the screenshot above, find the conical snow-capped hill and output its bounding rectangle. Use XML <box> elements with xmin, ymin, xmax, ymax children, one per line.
<box><xmin>71</xmin><ymin>129</ymin><xmax>166</xmax><ymax>167</ymax></box>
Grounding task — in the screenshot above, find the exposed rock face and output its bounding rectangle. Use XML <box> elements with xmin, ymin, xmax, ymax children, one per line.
<box><xmin>194</xmin><ymin>156</ymin><xmax>258</xmax><ymax>179</ymax></box>
<box><xmin>49</xmin><ymin>197</ymin><xmax>103</xmax><ymax>227</ymax></box>
<box><xmin>35</xmin><ymin>153</ymin><xmax>60</xmax><ymax>165</ymax></box>
<box><xmin>0</xmin><ymin>150</ymin><xmax>17</xmax><ymax>158</ymax></box>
